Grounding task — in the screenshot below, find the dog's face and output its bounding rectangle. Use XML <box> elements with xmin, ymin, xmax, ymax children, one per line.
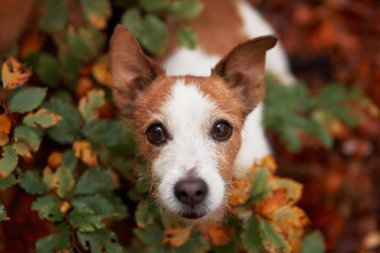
<box><xmin>110</xmin><ymin>26</ymin><xmax>276</xmax><ymax>222</ymax></box>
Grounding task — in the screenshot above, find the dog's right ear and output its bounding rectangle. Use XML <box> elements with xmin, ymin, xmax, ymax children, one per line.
<box><xmin>110</xmin><ymin>25</ymin><xmax>164</xmax><ymax>117</ymax></box>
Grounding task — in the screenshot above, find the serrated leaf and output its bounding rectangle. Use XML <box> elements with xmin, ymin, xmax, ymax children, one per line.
<box><xmin>80</xmin><ymin>0</ymin><xmax>111</xmax><ymax>29</ymax></box>
<box><xmin>83</xmin><ymin>119</ymin><xmax>126</xmax><ymax>147</ymax></box>
<box><xmin>32</xmin><ymin>195</ymin><xmax>64</xmax><ymax>222</ymax></box>
<box><xmin>270</xmin><ymin>178</ymin><xmax>303</xmax><ymax>205</ymax></box>
<box><xmin>242</xmin><ymin>215</ymin><xmax>263</xmax><ymax>253</ymax></box>
<box><xmin>77</xmin><ymin>229</ymin><xmax>124</xmax><ymax>253</ymax></box>
<box><xmin>39</xmin><ymin>0</ymin><xmax>68</xmax><ymax>32</ymax></box>
<box><xmin>134</xmin><ymin>223</ymin><xmax>163</xmax><ymax>245</ymax></box>
<box><xmin>35</xmin><ymin>53</ymin><xmax>60</xmax><ymax>87</ymax></box>
<box><xmin>169</xmin><ymin>0</ymin><xmax>203</xmax><ymax>21</ymax></box>
<box><xmin>72</xmin><ymin>195</ymin><xmax>114</xmax><ymax>218</ymax></box>
<box><xmin>13</xmin><ymin>125</ymin><xmax>42</xmax><ymax>156</ymax></box>
<box><xmin>19</xmin><ymin>170</ymin><xmax>48</xmax><ymax>195</ymax></box>
<box><xmin>23</xmin><ymin>108</ymin><xmax>62</xmax><ymax>128</ymax></box>
<box><xmin>73</xmin><ymin>140</ymin><xmax>98</xmax><ymax>166</ymax></box>
<box><xmin>56</xmin><ymin>166</ymin><xmax>75</xmax><ymax>198</ymax></box>
<box><xmin>259</xmin><ymin>220</ymin><xmax>290</xmax><ymax>253</ymax></box>
<box><xmin>0</xmin><ymin>145</ymin><xmax>18</xmax><ymax>178</ymax></box>
<box><xmin>0</xmin><ymin>174</ymin><xmax>17</xmax><ymax>190</ymax></box>
<box><xmin>176</xmin><ymin>26</ymin><xmax>197</xmax><ymax>49</ymax></box>
<box><xmin>8</xmin><ymin>87</ymin><xmax>47</xmax><ymax>113</ymax></box>
<box><xmin>0</xmin><ymin>203</ymin><xmax>7</xmax><ymax>221</ymax></box>
<box><xmin>79</xmin><ymin>89</ymin><xmax>105</xmax><ymax>122</ymax></box>
<box><xmin>301</xmin><ymin>231</ymin><xmax>325</xmax><ymax>253</ymax></box>
<box><xmin>250</xmin><ymin>167</ymin><xmax>270</xmax><ymax>202</ymax></box>
<box><xmin>75</xmin><ymin>167</ymin><xmax>117</xmax><ymax>194</ymax></box>
<box><xmin>69</xmin><ymin>207</ymin><xmax>105</xmax><ymax>232</ymax></box>
<box><xmin>1</xmin><ymin>57</ymin><xmax>32</xmax><ymax>90</ymax></box>
<box><xmin>43</xmin><ymin>98</ymin><xmax>81</xmax><ymax>144</ymax></box>
<box><xmin>36</xmin><ymin>223</ymin><xmax>71</xmax><ymax>253</ymax></box>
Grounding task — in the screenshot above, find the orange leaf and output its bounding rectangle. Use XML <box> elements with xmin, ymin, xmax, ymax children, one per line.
<box><xmin>73</xmin><ymin>140</ymin><xmax>98</xmax><ymax>166</ymax></box>
<box><xmin>20</xmin><ymin>32</ymin><xmax>44</xmax><ymax>58</ymax></box>
<box><xmin>1</xmin><ymin>57</ymin><xmax>32</xmax><ymax>90</ymax></box>
<box><xmin>48</xmin><ymin>151</ymin><xmax>63</xmax><ymax>168</ymax></box>
<box><xmin>202</xmin><ymin>224</ymin><xmax>231</xmax><ymax>246</ymax></box>
<box><xmin>163</xmin><ymin>227</ymin><xmax>192</xmax><ymax>248</ymax></box>
<box><xmin>229</xmin><ymin>178</ymin><xmax>252</xmax><ymax>206</ymax></box>
<box><xmin>92</xmin><ymin>58</ymin><xmax>112</xmax><ymax>87</ymax></box>
<box><xmin>0</xmin><ymin>114</ymin><xmax>11</xmax><ymax>135</ymax></box>
<box><xmin>257</xmin><ymin>189</ymin><xmax>287</xmax><ymax>218</ymax></box>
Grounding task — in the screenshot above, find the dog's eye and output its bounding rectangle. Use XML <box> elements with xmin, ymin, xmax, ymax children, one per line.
<box><xmin>147</xmin><ymin>123</ymin><xmax>168</xmax><ymax>146</ymax></box>
<box><xmin>211</xmin><ymin>120</ymin><xmax>232</xmax><ymax>141</ymax></box>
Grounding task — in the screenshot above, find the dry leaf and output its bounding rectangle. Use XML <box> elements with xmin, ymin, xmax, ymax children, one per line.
<box><xmin>163</xmin><ymin>226</ymin><xmax>192</xmax><ymax>248</ymax></box>
<box><xmin>229</xmin><ymin>178</ymin><xmax>252</xmax><ymax>206</ymax></box>
<box><xmin>48</xmin><ymin>151</ymin><xmax>63</xmax><ymax>168</ymax></box>
<box><xmin>92</xmin><ymin>59</ymin><xmax>112</xmax><ymax>87</ymax></box>
<box><xmin>202</xmin><ymin>224</ymin><xmax>231</xmax><ymax>246</ymax></box>
<box><xmin>73</xmin><ymin>140</ymin><xmax>98</xmax><ymax>166</ymax></box>
<box><xmin>0</xmin><ymin>114</ymin><xmax>11</xmax><ymax>145</ymax></box>
<box><xmin>1</xmin><ymin>57</ymin><xmax>32</xmax><ymax>90</ymax></box>
<box><xmin>20</xmin><ymin>32</ymin><xmax>44</xmax><ymax>58</ymax></box>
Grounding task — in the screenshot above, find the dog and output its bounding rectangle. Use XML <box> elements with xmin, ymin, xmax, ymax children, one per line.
<box><xmin>110</xmin><ymin>0</ymin><xmax>294</xmax><ymax>223</ymax></box>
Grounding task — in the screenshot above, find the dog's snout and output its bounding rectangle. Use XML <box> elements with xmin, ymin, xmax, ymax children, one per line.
<box><xmin>174</xmin><ymin>179</ymin><xmax>208</xmax><ymax>206</ymax></box>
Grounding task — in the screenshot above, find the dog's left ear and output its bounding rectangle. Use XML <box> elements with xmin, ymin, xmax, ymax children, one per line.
<box><xmin>212</xmin><ymin>35</ymin><xmax>277</xmax><ymax>112</ymax></box>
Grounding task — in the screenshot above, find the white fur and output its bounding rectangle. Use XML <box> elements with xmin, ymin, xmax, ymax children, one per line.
<box><xmin>163</xmin><ymin>0</ymin><xmax>294</xmax><ymax>178</ymax></box>
<box><xmin>153</xmin><ymin>80</ymin><xmax>225</xmax><ymax>217</ymax></box>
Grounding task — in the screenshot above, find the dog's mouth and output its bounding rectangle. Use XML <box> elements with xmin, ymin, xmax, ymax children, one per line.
<box><xmin>179</xmin><ymin>209</ymin><xmax>207</xmax><ymax>219</ymax></box>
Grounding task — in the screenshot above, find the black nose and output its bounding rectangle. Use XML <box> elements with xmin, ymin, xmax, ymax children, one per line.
<box><xmin>174</xmin><ymin>179</ymin><xmax>208</xmax><ymax>206</ymax></box>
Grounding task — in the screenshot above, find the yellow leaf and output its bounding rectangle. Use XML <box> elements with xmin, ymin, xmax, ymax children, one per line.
<box><xmin>163</xmin><ymin>226</ymin><xmax>192</xmax><ymax>248</ymax></box>
<box><xmin>92</xmin><ymin>57</ymin><xmax>112</xmax><ymax>87</ymax></box>
<box><xmin>1</xmin><ymin>57</ymin><xmax>32</xmax><ymax>90</ymax></box>
<box><xmin>60</xmin><ymin>201</ymin><xmax>71</xmax><ymax>214</ymax></box>
<box><xmin>0</xmin><ymin>114</ymin><xmax>11</xmax><ymax>135</ymax></box>
<box><xmin>78</xmin><ymin>89</ymin><xmax>106</xmax><ymax>122</ymax></box>
<box><xmin>73</xmin><ymin>140</ymin><xmax>98</xmax><ymax>166</ymax></box>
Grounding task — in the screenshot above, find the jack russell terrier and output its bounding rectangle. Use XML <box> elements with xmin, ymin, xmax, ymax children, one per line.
<box><xmin>110</xmin><ymin>0</ymin><xmax>294</xmax><ymax>223</ymax></box>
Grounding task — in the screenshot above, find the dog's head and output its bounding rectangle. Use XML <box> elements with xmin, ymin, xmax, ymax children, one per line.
<box><xmin>110</xmin><ymin>25</ymin><xmax>276</xmax><ymax>222</ymax></box>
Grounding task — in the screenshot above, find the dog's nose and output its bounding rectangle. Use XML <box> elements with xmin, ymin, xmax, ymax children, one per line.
<box><xmin>174</xmin><ymin>179</ymin><xmax>208</xmax><ymax>206</ymax></box>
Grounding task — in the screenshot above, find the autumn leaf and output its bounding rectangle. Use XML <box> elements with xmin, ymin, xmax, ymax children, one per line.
<box><xmin>229</xmin><ymin>178</ymin><xmax>252</xmax><ymax>206</ymax></box>
<box><xmin>73</xmin><ymin>140</ymin><xmax>98</xmax><ymax>166</ymax></box>
<box><xmin>257</xmin><ymin>189</ymin><xmax>287</xmax><ymax>218</ymax></box>
<box><xmin>92</xmin><ymin>57</ymin><xmax>112</xmax><ymax>87</ymax></box>
<box><xmin>201</xmin><ymin>224</ymin><xmax>231</xmax><ymax>246</ymax></box>
<box><xmin>0</xmin><ymin>114</ymin><xmax>11</xmax><ymax>146</ymax></box>
<box><xmin>48</xmin><ymin>151</ymin><xmax>63</xmax><ymax>168</ymax></box>
<box><xmin>20</xmin><ymin>31</ymin><xmax>44</xmax><ymax>58</ymax></box>
<box><xmin>23</xmin><ymin>108</ymin><xmax>62</xmax><ymax>128</ymax></box>
<box><xmin>163</xmin><ymin>226</ymin><xmax>192</xmax><ymax>247</ymax></box>
<box><xmin>78</xmin><ymin>89</ymin><xmax>106</xmax><ymax>122</ymax></box>
<box><xmin>1</xmin><ymin>58</ymin><xmax>32</xmax><ymax>90</ymax></box>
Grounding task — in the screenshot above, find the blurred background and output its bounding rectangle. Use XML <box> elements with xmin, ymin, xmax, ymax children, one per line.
<box><xmin>0</xmin><ymin>0</ymin><xmax>379</xmax><ymax>252</ymax></box>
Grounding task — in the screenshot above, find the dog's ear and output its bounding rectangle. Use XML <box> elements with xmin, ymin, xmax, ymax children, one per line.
<box><xmin>110</xmin><ymin>25</ymin><xmax>164</xmax><ymax>117</ymax></box>
<box><xmin>212</xmin><ymin>35</ymin><xmax>277</xmax><ymax>112</ymax></box>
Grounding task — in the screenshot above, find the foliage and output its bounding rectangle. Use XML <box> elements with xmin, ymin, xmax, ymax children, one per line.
<box><xmin>1</xmin><ymin>0</ymin><xmax>375</xmax><ymax>252</ymax></box>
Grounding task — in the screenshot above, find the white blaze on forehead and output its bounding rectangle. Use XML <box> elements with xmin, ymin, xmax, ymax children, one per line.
<box><xmin>152</xmin><ymin>80</ymin><xmax>225</xmax><ymax>215</ymax></box>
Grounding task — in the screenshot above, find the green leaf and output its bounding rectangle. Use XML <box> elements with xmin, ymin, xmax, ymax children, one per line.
<box><xmin>242</xmin><ymin>215</ymin><xmax>263</xmax><ymax>253</ymax></box>
<box><xmin>32</xmin><ymin>195</ymin><xmax>64</xmax><ymax>222</ymax></box>
<box><xmin>80</xmin><ymin>0</ymin><xmax>112</xmax><ymax>29</ymax></box>
<box><xmin>133</xmin><ymin>223</ymin><xmax>163</xmax><ymax>245</ymax></box>
<box><xmin>36</xmin><ymin>223</ymin><xmax>71</xmax><ymax>253</ymax></box>
<box><xmin>67</xmin><ymin>26</ymin><xmax>105</xmax><ymax>62</ymax></box>
<box><xmin>72</xmin><ymin>195</ymin><xmax>115</xmax><ymax>219</ymax></box>
<box><xmin>259</xmin><ymin>220</ymin><xmax>290</xmax><ymax>253</ymax></box>
<box><xmin>250</xmin><ymin>167</ymin><xmax>270</xmax><ymax>202</ymax></box>
<box><xmin>169</xmin><ymin>0</ymin><xmax>203</xmax><ymax>21</ymax></box>
<box><xmin>0</xmin><ymin>145</ymin><xmax>18</xmax><ymax>178</ymax></box>
<box><xmin>0</xmin><ymin>203</ymin><xmax>7</xmax><ymax>221</ymax></box>
<box><xmin>135</xmin><ymin>199</ymin><xmax>160</xmax><ymax>228</ymax></box>
<box><xmin>55</xmin><ymin>166</ymin><xmax>75</xmax><ymax>198</ymax></box>
<box><xmin>121</xmin><ymin>10</ymin><xmax>169</xmax><ymax>54</ymax></box>
<box><xmin>141</xmin><ymin>0</ymin><xmax>171</xmax><ymax>12</ymax></box>
<box><xmin>0</xmin><ymin>174</ymin><xmax>17</xmax><ymax>190</ymax></box>
<box><xmin>43</xmin><ymin>98</ymin><xmax>82</xmax><ymax>144</ymax></box>
<box><xmin>8</xmin><ymin>87</ymin><xmax>47</xmax><ymax>113</ymax></box>
<box><xmin>83</xmin><ymin>119</ymin><xmax>127</xmax><ymax>147</ymax></box>
<box><xmin>39</xmin><ymin>0</ymin><xmax>69</xmax><ymax>32</ymax></box>
<box><xmin>19</xmin><ymin>170</ymin><xmax>48</xmax><ymax>195</ymax></box>
<box><xmin>77</xmin><ymin>229</ymin><xmax>124</xmax><ymax>253</ymax></box>
<box><xmin>301</xmin><ymin>231</ymin><xmax>325</xmax><ymax>253</ymax></box>
<box><xmin>35</xmin><ymin>53</ymin><xmax>60</xmax><ymax>87</ymax></box>
<box><xmin>176</xmin><ymin>26</ymin><xmax>197</xmax><ymax>49</ymax></box>
<box><xmin>75</xmin><ymin>167</ymin><xmax>117</xmax><ymax>194</ymax></box>
<box><xmin>61</xmin><ymin>149</ymin><xmax>77</xmax><ymax>170</ymax></box>
<box><xmin>69</xmin><ymin>207</ymin><xmax>105</xmax><ymax>232</ymax></box>
<box><xmin>23</xmin><ymin>108</ymin><xmax>62</xmax><ymax>128</ymax></box>
<box><xmin>79</xmin><ymin>89</ymin><xmax>105</xmax><ymax>122</ymax></box>
<box><xmin>13</xmin><ymin>125</ymin><xmax>42</xmax><ymax>155</ymax></box>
